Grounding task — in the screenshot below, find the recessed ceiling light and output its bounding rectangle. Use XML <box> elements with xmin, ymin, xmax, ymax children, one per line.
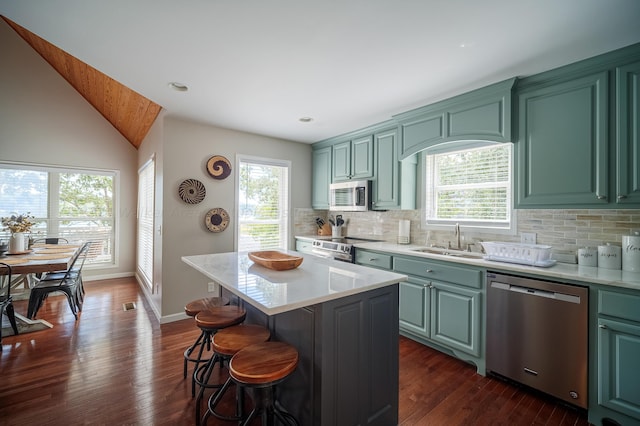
<box><xmin>168</xmin><ymin>82</ymin><xmax>188</xmax><ymax>92</ymax></box>
<box><xmin>299</xmin><ymin>117</ymin><xmax>313</xmax><ymax>123</ymax></box>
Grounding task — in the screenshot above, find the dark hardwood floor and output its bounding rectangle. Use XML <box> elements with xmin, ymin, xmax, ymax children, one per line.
<box><xmin>1</xmin><ymin>277</ymin><xmax>590</xmax><ymax>425</ymax></box>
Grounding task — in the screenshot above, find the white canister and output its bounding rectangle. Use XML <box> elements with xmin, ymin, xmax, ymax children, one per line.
<box><xmin>622</xmin><ymin>232</ymin><xmax>640</xmax><ymax>272</ymax></box>
<box><xmin>598</xmin><ymin>243</ymin><xmax>622</xmax><ymax>270</ymax></box>
<box><xmin>331</xmin><ymin>225</ymin><xmax>342</xmax><ymax>239</ymax></box>
<box><xmin>577</xmin><ymin>247</ymin><xmax>598</xmax><ymax>267</ymax></box>
<box><xmin>8</xmin><ymin>232</ymin><xmax>26</xmax><ymax>254</ymax></box>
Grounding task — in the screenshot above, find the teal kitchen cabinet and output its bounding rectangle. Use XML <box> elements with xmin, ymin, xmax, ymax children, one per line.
<box><xmin>393</xmin><ymin>78</ymin><xmax>514</xmax><ymax>160</ymax></box>
<box><xmin>332</xmin><ymin>135</ymin><xmax>374</xmax><ymax>182</ymax></box>
<box><xmin>372</xmin><ymin>126</ymin><xmax>417</xmax><ymax>210</ymax></box>
<box><xmin>616</xmin><ymin>60</ymin><xmax>640</xmax><ymax>204</ymax></box>
<box><xmin>356</xmin><ymin>249</ymin><xmax>486</xmax><ymax>375</ymax></box>
<box><xmin>312</xmin><ymin>146</ymin><xmax>332</xmax><ymax>209</ymax></box>
<box><xmin>295</xmin><ymin>238</ymin><xmax>314</xmax><ymax>255</ymax></box>
<box><xmin>589</xmin><ymin>288</ymin><xmax>640</xmax><ymax>426</ymax></box>
<box><xmin>515</xmin><ymin>44</ymin><xmax>640</xmax><ymax>208</ymax></box>
<box><xmin>516</xmin><ymin>71</ymin><xmax>609</xmax><ymax>207</ymax></box>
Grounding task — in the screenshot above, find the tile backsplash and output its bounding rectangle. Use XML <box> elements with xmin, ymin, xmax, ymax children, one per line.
<box><xmin>294</xmin><ymin>208</ymin><xmax>640</xmax><ymax>259</ymax></box>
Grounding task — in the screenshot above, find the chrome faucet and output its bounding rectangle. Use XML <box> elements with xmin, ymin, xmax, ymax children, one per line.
<box><xmin>448</xmin><ymin>223</ymin><xmax>461</xmax><ymax>250</ymax></box>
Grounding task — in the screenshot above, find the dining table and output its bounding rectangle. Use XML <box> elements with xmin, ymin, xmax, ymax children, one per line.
<box><xmin>0</xmin><ymin>243</ymin><xmax>82</xmax><ymax>288</ymax></box>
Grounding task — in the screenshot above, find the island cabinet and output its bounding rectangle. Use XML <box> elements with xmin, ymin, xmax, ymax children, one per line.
<box><xmin>222</xmin><ymin>284</ymin><xmax>399</xmax><ymax>426</ymax></box>
<box><xmin>312</xmin><ymin>146</ymin><xmax>332</xmax><ymax>209</ymax></box>
<box><xmin>356</xmin><ymin>249</ymin><xmax>486</xmax><ymax>375</ymax></box>
<box><xmin>589</xmin><ymin>287</ymin><xmax>640</xmax><ymax>426</ymax></box>
<box><xmin>515</xmin><ymin>44</ymin><xmax>640</xmax><ymax>209</ymax></box>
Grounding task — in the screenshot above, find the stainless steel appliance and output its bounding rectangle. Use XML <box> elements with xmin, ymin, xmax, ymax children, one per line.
<box><xmin>486</xmin><ymin>272</ymin><xmax>589</xmax><ymax>409</ymax></box>
<box><xmin>308</xmin><ymin>237</ymin><xmax>376</xmax><ymax>263</ymax></box>
<box><xmin>329</xmin><ymin>180</ymin><xmax>372</xmax><ymax>211</ymax></box>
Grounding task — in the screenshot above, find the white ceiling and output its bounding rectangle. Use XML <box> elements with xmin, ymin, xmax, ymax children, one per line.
<box><xmin>2</xmin><ymin>0</ymin><xmax>640</xmax><ymax>144</ymax></box>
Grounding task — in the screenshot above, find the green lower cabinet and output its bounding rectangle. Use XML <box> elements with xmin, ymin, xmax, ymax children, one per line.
<box><xmin>597</xmin><ymin>318</ymin><xmax>640</xmax><ymax>422</ymax></box>
<box><xmin>590</xmin><ymin>287</ymin><xmax>640</xmax><ymax>426</ymax></box>
<box><xmin>430</xmin><ymin>281</ymin><xmax>481</xmax><ymax>357</ymax></box>
<box><xmin>295</xmin><ymin>239</ymin><xmax>314</xmax><ymax>255</ymax></box>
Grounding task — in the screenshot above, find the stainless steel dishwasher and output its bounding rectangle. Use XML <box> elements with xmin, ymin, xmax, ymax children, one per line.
<box><xmin>486</xmin><ymin>272</ymin><xmax>588</xmax><ymax>409</ymax></box>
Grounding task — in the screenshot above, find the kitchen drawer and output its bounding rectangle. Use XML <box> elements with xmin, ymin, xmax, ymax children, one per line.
<box><xmin>599</xmin><ymin>289</ymin><xmax>640</xmax><ymax>322</ymax></box>
<box><xmin>355</xmin><ymin>250</ymin><xmax>392</xmax><ymax>270</ymax></box>
<box><xmin>393</xmin><ymin>256</ymin><xmax>483</xmax><ymax>288</ymax></box>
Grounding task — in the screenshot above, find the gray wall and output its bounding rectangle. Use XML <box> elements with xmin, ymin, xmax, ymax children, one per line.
<box><xmin>0</xmin><ymin>19</ymin><xmax>138</xmax><ymax>279</ymax></box>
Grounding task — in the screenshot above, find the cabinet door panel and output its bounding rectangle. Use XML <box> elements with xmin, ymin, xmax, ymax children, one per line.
<box><xmin>332</xmin><ymin>141</ymin><xmax>351</xmax><ymax>181</ymax></box>
<box><xmin>517</xmin><ymin>72</ymin><xmax>609</xmax><ymax>207</ymax></box>
<box><xmin>351</xmin><ymin>135</ymin><xmax>374</xmax><ymax>179</ymax></box>
<box><xmin>430</xmin><ymin>282</ymin><xmax>481</xmax><ymax>356</ymax></box>
<box><xmin>616</xmin><ymin>60</ymin><xmax>640</xmax><ymax>204</ymax></box>
<box><xmin>598</xmin><ymin>318</ymin><xmax>640</xmax><ymax>420</ymax></box>
<box><xmin>312</xmin><ymin>147</ymin><xmax>332</xmax><ymax>209</ymax></box>
<box><xmin>399</xmin><ymin>278</ymin><xmax>430</xmax><ymax>337</ymax></box>
<box><xmin>373</xmin><ymin>128</ymin><xmax>399</xmax><ymax>209</ymax></box>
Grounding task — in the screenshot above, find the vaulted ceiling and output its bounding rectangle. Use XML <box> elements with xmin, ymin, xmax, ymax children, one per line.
<box><xmin>2</xmin><ymin>16</ymin><xmax>161</xmax><ymax>149</ymax></box>
<box><xmin>2</xmin><ymin>1</ymin><xmax>640</xmax><ymax>145</ymax></box>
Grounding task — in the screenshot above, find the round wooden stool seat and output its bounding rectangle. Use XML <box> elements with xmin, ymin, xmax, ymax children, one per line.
<box><xmin>230</xmin><ymin>341</ymin><xmax>299</xmax><ymax>385</ymax></box>
<box><xmin>201</xmin><ymin>325</ymin><xmax>272</xmax><ymax>424</ymax></box>
<box><xmin>184</xmin><ymin>296</ymin><xmax>229</xmax><ymax>317</ymax></box>
<box><xmin>182</xmin><ymin>297</ymin><xmax>231</xmax><ymax>392</ymax></box>
<box><xmin>195</xmin><ymin>305</ymin><xmax>246</xmax><ymax>330</ymax></box>
<box><xmin>213</xmin><ymin>324</ymin><xmax>271</xmax><ymax>356</ymax></box>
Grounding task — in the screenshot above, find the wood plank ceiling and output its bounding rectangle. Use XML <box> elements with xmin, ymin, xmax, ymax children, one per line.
<box><xmin>3</xmin><ymin>16</ymin><xmax>161</xmax><ymax>149</ymax></box>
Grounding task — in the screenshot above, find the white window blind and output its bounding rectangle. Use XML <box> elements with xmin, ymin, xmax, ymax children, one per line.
<box><xmin>425</xmin><ymin>144</ymin><xmax>512</xmax><ymax>228</ymax></box>
<box><xmin>137</xmin><ymin>158</ymin><xmax>155</xmax><ymax>289</ymax></box>
<box><xmin>0</xmin><ymin>163</ymin><xmax>116</xmax><ymax>265</ymax></box>
<box><xmin>237</xmin><ymin>157</ymin><xmax>290</xmax><ymax>251</ymax></box>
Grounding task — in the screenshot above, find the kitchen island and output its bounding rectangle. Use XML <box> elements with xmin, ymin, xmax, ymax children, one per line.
<box><xmin>182</xmin><ymin>251</ymin><xmax>408</xmax><ymax>426</ymax></box>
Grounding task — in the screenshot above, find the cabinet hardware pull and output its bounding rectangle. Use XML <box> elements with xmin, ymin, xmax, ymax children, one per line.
<box><xmin>618</xmin><ymin>194</ymin><xmax>627</xmax><ymax>200</ymax></box>
<box><xmin>425</xmin><ymin>269</ymin><xmax>433</xmax><ymax>273</ymax></box>
<box><xmin>368</xmin><ymin>258</ymin><xmax>377</xmax><ymax>261</ymax></box>
<box><xmin>598</xmin><ymin>324</ymin><xmax>607</xmax><ymax>329</ymax></box>
<box><xmin>597</xmin><ymin>195</ymin><xmax>606</xmax><ymax>200</ymax></box>
<box><xmin>429</xmin><ymin>285</ymin><xmax>435</xmax><ymax>289</ymax></box>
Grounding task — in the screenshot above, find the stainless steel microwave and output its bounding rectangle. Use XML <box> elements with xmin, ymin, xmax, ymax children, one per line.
<box><xmin>329</xmin><ymin>180</ymin><xmax>372</xmax><ymax>211</ymax></box>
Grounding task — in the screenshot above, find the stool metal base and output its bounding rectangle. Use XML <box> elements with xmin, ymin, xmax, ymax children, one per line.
<box><xmin>183</xmin><ymin>329</ymin><xmax>213</xmax><ymax>397</ymax></box>
<box><xmin>240</xmin><ymin>385</ymin><xmax>299</xmax><ymax>426</ymax></box>
<box><xmin>194</xmin><ymin>352</ymin><xmax>226</xmax><ymax>424</ymax></box>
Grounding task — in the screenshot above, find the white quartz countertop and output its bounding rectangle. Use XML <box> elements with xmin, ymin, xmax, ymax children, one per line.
<box><xmin>353</xmin><ymin>241</ymin><xmax>640</xmax><ymax>291</ymax></box>
<box><xmin>182</xmin><ymin>251</ymin><xmax>408</xmax><ymax>316</ymax></box>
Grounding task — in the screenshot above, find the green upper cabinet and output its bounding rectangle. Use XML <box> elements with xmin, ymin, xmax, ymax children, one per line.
<box><xmin>616</xmin><ymin>60</ymin><xmax>640</xmax><ymax>204</ymax></box>
<box><xmin>372</xmin><ymin>127</ymin><xmax>399</xmax><ymax>209</ymax></box>
<box><xmin>393</xmin><ymin>78</ymin><xmax>515</xmax><ymax>160</ymax></box>
<box><xmin>332</xmin><ymin>135</ymin><xmax>373</xmax><ymax>182</ymax></box>
<box><xmin>516</xmin><ymin>72</ymin><xmax>609</xmax><ymax>207</ymax></box>
<box><xmin>312</xmin><ymin>146</ymin><xmax>332</xmax><ymax>209</ymax></box>
<box><xmin>515</xmin><ymin>44</ymin><xmax>640</xmax><ymax>209</ymax></box>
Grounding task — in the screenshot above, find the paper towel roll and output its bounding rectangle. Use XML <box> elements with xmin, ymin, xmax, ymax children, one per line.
<box><xmin>398</xmin><ymin>220</ymin><xmax>410</xmax><ymax>244</ymax></box>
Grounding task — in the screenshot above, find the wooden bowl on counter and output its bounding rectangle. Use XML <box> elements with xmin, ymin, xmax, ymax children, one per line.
<box><xmin>248</xmin><ymin>251</ymin><xmax>303</xmax><ymax>271</ymax></box>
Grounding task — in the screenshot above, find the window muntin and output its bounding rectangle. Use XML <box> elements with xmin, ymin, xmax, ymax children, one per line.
<box><xmin>237</xmin><ymin>156</ymin><xmax>290</xmax><ymax>251</ymax></box>
<box><xmin>424</xmin><ymin>143</ymin><xmax>513</xmax><ymax>230</ymax></box>
<box><xmin>0</xmin><ymin>163</ymin><xmax>116</xmax><ymax>266</ymax></box>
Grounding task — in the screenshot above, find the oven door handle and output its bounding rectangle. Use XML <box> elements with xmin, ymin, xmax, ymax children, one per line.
<box><xmin>311</xmin><ymin>249</ymin><xmax>334</xmax><ymax>258</ymax></box>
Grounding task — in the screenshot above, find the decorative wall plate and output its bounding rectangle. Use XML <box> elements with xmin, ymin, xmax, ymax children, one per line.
<box><xmin>178</xmin><ymin>179</ymin><xmax>206</xmax><ymax>204</ymax></box>
<box><xmin>205</xmin><ymin>208</ymin><xmax>230</xmax><ymax>232</ymax></box>
<box><xmin>206</xmin><ymin>155</ymin><xmax>232</xmax><ymax>180</ymax></box>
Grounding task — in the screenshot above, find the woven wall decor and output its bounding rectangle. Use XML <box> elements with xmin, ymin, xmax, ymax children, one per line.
<box><xmin>178</xmin><ymin>179</ymin><xmax>206</xmax><ymax>204</ymax></box>
<box><xmin>206</xmin><ymin>155</ymin><xmax>232</xmax><ymax>180</ymax></box>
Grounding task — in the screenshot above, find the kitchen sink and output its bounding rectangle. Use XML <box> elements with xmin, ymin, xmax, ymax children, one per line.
<box><xmin>410</xmin><ymin>247</ymin><xmax>484</xmax><ymax>259</ymax></box>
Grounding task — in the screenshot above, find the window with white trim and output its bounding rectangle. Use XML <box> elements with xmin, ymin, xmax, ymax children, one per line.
<box><xmin>137</xmin><ymin>157</ymin><xmax>155</xmax><ymax>289</ymax></box>
<box><xmin>0</xmin><ymin>163</ymin><xmax>117</xmax><ymax>266</ymax></box>
<box><xmin>424</xmin><ymin>143</ymin><xmax>513</xmax><ymax>230</ymax></box>
<box><xmin>237</xmin><ymin>156</ymin><xmax>290</xmax><ymax>251</ymax></box>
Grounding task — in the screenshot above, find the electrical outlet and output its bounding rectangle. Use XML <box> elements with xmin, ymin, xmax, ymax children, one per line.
<box><xmin>521</xmin><ymin>232</ymin><xmax>537</xmax><ymax>244</ymax></box>
<box><xmin>207</xmin><ymin>282</ymin><xmax>218</xmax><ymax>293</ymax></box>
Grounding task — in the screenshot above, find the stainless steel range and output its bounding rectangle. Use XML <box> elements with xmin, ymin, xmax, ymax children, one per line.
<box><xmin>309</xmin><ymin>237</ymin><xmax>377</xmax><ymax>263</ymax></box>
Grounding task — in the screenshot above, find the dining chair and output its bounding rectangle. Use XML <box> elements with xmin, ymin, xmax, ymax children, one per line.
<box><xmin>27</xmin><ymin>242</ymin><xmax>91</xmax><ymax>320</ymax></box>
<box><xmin>1</xmin><ymin>262</ymin><xmax>19</xmax><ymax>344</ymax></box>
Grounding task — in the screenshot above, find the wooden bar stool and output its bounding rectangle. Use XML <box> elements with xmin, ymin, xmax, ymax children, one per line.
<box><xmin>200</xmin><ymin>324</ymin><xmax>271</xmax><ymax>425</ymax></box>
<box><xmin>229</xmin><ymin>341</ymin><xmax>300</xmax><ymax>426</ymax></box>
<box><xmin>183</xmin><ymin>296</ymin><xmax>230</xmax><ymax>394</ymax></box>
<box><xmin>193</xmin><ymin>306</ymin><xmax>247</xmax><ymax>417</ymax></box>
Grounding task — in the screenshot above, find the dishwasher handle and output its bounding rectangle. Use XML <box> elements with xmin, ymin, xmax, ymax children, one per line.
<box><xmin>491</xmin><ymin>281</ymin><xmax>581</xmax><ymax>304</ymax></box>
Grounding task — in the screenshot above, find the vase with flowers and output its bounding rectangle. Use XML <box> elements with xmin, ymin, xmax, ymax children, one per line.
<box><xmin>1</xmin><ymin>213</ymin><xmax>37</xmax><ymax>254</ymax></box>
